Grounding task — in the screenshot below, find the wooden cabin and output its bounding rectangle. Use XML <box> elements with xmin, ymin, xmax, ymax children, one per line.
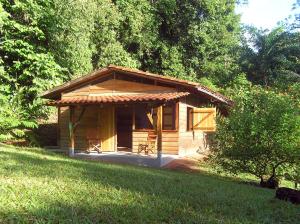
<box><xmin>42</xmin><ymin>65</ymin><xmax>232</xmax><ymax>156</ymax></box>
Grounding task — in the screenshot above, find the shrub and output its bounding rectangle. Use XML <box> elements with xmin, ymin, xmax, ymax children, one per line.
<box><xmin>211</xmin><ymin>87</ymin><xmax>300</xmax><ymax>188</ymax></box>
<box><xmin>0</xmin><ymin>92</ymin><xmax>37</xmax><ymax>142</ymax></box>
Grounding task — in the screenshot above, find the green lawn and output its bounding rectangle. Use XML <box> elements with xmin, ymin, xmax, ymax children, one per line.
<box><xmin>0</xmin><ymin>145</ymin><xmax>299</xmax><ymax>223</ymax></box>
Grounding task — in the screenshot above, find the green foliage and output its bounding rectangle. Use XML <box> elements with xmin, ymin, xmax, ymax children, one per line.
<box><xmin>43</xmin><ymin>0</ymin><xmax>96</xmax><ymax>77</ymax></box>
<box><xmin>285</xmin><ymin>164</ymin><xmax>300</xmax><ymax>189</ymax></box>
<box><xmin>0</xmin><ymin>2</ymin><xmax>6</xmax><ymax>28</ymax></box>
<box><xmin>151</xmin><ymin>0</ymin><xmax>241</xmax><ymax>85</ymax></box>
<box><xmin>92</xmin><ymin>0</ymin><xmax>138</xmax><ymax>68</ymax></box>
<box><xmin>211</xmin><ymin>87</ymin><xmax>300</xmax><ymax>186</ymax></box>
<box><xmin>239</xmin><ymin>26</ymin><xmax>300</xmax><ymax>87</ymax></box>
<box><xmin>224</xmin><ymin>73</ymin><xmax>252</xmax><ymax>94</ymax></box>
<box><xmin>96</xmin><ymin>42</ymin><xmax>139</xmax><ymax>68</ymax></box>
<box><xmin>0</xmin><ymin>92</ymin><xmax>37</xmax><ymax>141</ymax></box>
<box><xmin>198</xmin><ymin>77</ymin><xmax>220</xmax><ymax>92</ymax></box>
<box><xmin>288</xmin><ymin>82</ymin><xmax>300</xmax><ymax>104</ymax></box>
<box><xmin>0</xmin><ymin>0</ymin><xmax>64</xmax><ymax>140</ymax></box>
<box><xmin>71</xmin><ymin>0</ymin><xmax>241</xmax><ymax>85</ymax></box>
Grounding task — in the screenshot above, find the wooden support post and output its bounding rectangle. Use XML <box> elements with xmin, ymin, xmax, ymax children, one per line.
<box><xmin>68</xmin><ymin>106</ymin><xmax>86</xmax><ymax>157</ymax></box>
<box><xmin>57</xmin><ymin>106</ymin><xmax>61</xmax><ymax>147</ymax></box>
<box><xmin>132</xmin><ymin>106</ymin><xmax>135</xmax><ymax>130</ymax></box>
<box><xmin>113</xmin><ymin>105</ymin><xmax>117</xmax><ymax>152</ymax></box>
<box><xmin>68</xmin><ymin>106</ymin><xmax>75</xmax><ymax>157</ymax></box>
<box><xmin>156</xmin><ymin>105</ymin><xmax>163</xmax><ymax>159</ymax></box>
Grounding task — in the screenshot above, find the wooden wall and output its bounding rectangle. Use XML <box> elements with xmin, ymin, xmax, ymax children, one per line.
<box><xmin>62</xmin><ymin>79</ymin><xmax>174</xmax><ymax>99</ymax></box>
<box><xmin>161</xmin><ymin>131</ymin><xmax>179</xmax><ymax>154</ymax></box>
<box><xmin>132</xmin><ymin>131</ymin><xmax>148</xmax><ymax>153</ymax></box>
<box><xmin>59</xmin><ymin>106</ymin><xmax>98</xmax><ymax>150</ymax></box>
<box><xmin>59</xmin><ymin>105</ymin><xmax>116</xmax><ymax>151</ymax></box>
<box><xmin>59</xmin><ymin>98</ymin><xmax>213</xmax><ymax>156</ymax></box>
<box><xmin>59</xmin><ymin>105</ymin><xmax>179</xmax><ymax>154</ymax></box>
<box><xmin>132</xmin><ymin>130</ymin><xmax>179</xmax><ymax>155</ymax></box>
<box><xmin>178</xmin><ymin>96</ymin><xmax>208</xmax><ymax>155</ymax></box>
<box><xmin>59</xmin><ymin>107</ymin><xmax>179</xmax><ymax>154</ymax></box>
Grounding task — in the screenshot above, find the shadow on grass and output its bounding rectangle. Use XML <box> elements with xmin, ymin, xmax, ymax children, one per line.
<box><xmin>0</xmin><ymin>147</ymin><xmax>299</xmax><ymax>223</ymax></box>
<box><xmin>1</xmin><ymin>197</ymin><xmax>226</xmax><ymax>224</ymax></box>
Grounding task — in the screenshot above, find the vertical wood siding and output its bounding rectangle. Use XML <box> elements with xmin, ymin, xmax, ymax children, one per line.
<box><xmin>178</xmin><ymin>96</ymin><xmax>207</xmax><ymax>155</ymax></box>
<box><xmin>132</xmin><ymin>130</ymin><xmax>179</xmax><ymax>155</ymax></box>
<box><xmin>59</xmin><ymin>106</ymin><xmax>103</xmax><ymax>151</ymax></box>
<box><xmin>59</xmin><ymin>104</ymin><xmax>179</xmax><ymax>154</ymax></box>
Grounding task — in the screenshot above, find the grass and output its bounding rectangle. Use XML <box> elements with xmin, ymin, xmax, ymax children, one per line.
<box><xmin>0</xmin><ymin>145</ymin><xmax>299</xmax><ymax>224</ymax></box>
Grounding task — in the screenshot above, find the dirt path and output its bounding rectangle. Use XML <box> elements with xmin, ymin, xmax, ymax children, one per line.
<box><xmin>163</xmin><ymin>154</ymin><xmax>207</xmax><ymax>172</ymax></box>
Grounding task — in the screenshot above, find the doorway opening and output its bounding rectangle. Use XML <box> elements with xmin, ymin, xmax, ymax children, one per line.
<box><xmin>116</xmin><ymin>107</ymin><xmax>133</xmax><ymax>151</ymax></box>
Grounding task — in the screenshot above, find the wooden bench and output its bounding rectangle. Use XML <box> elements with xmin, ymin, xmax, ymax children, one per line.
<box><xmin>86</xmin><ymin>126</ymin><xmax>102</xmax><ymax>153</ymax></box>
<box><xmin>138</xmin><ymin>131</ymin><xmax>157</xmax><ymax>155</ymax></box>
<box><xmin>86</xmin><ymin>138</ymin><xmax>102</xmax><ymax>153</ymax></box>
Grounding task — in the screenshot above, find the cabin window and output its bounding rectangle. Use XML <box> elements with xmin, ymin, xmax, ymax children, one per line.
<box><xmin>187</xmin><ymin>107</ymin><xmax>193</xmax><ymax>131</ymax></box>
<box><xmin>163</xmin><ymin>103</ymin><xmax>177</xmax><ymax>130</ymax></box>
<box><xmin>135</xmin><ymin>106</ymin><xmax>153</xmax><ymax>130</ymax></box>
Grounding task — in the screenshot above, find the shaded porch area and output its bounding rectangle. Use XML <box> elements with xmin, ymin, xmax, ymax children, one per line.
<box><xmin>54</xmin><ymin>90</ymin><xmax>184</xmax><ymax>157</ymax></box>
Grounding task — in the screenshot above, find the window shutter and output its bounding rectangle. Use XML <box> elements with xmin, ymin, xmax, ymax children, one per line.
<box><xmin>193</xmin><ymin>108</ymin><xmax>216</xmax><ymax>132</ymax></box>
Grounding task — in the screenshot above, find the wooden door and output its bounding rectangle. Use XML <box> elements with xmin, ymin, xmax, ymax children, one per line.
<box><xmin>99</xmin><ymin>106</ymin><xmax>115</xmax><ymax>151</ymax></box>
<box><xmin>116</xmin><ymin>107</ymin><xmax>132</xmax><ymax>150</ymax></box>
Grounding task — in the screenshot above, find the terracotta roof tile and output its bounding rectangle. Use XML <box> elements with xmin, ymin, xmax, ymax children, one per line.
<box><xmin>47</xmin><ymin>92</ymin><xmax>190</xmax><ymax>106</ymax></box>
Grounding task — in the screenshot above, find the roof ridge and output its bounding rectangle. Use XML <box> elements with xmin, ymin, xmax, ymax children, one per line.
<box><xmin>108</xmin><ymin>65</ymin><xmax>200</xmax><ymax>86</ymax></box>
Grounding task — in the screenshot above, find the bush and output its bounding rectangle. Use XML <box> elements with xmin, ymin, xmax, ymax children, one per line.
<box><xmin>0</xmin><ymin>92</ymin><xmax>37</xmax><ymax>142</ymax></box>
<box><xmin>211</xmin><ymin>86</ymin><xmax>300</xmax><ymax>188</ymax></box>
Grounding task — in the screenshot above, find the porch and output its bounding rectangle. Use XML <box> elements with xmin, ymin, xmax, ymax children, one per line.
<box><xmin>74</xmin><ymin>151</ymin><xmax>179</xmax><ymax>167</ymax></box>
<box><xmin>56</xmin><ymin>95</ymin><xmax>182</xmax><ymax>157</ymax></box>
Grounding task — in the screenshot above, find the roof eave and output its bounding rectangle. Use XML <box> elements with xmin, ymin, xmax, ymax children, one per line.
<box><xmin>195</xmin><ymin>86</ymin><xmax>233</xmax><ymax>106</ymax></box>
<box><xmin>41</xmin><ymin>67</ymin><xmax>110</xmax><ymax>99</ymax></box>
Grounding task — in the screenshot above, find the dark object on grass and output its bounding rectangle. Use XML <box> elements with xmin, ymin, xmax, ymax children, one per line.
<box><xmin>260</xmin><ymin>177</ymin><xmax>279</xmax><ymax>189</ymax></box>
<box><xmin>276</xmin><ymin>187</ymin><xmax>300</xmax><ymax>204</ymax></box>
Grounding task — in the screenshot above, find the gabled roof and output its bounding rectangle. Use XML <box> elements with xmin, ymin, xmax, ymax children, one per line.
<box><xmin>42</xmin><ymin>65</ymin><xmax>233</xmax><ymax>105</ymax></box>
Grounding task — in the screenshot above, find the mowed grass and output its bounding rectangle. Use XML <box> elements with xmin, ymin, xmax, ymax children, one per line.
<box><xmin>0</xmin><ymin>145</ymin><xmax>299</xmax><ymax>224</ymax></box>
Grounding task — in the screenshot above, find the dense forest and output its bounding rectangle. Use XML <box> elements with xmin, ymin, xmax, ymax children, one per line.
<box><xmin>0</xmin><ymin>1</ymin><xmax>299</xmax><ymax>184</ymax></box>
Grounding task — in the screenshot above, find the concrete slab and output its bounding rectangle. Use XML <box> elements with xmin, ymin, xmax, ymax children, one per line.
<box><xmin>74</xmin><ymin>151</ymin><xmax>179</xmax><ymax>168</ymax></box>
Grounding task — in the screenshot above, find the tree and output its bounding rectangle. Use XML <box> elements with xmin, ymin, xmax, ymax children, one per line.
<box><xmin>211</xmin><ymin>86</ymin><xmax>300</xmax><ymax>188</ymax></box>
<box><xmin>0</xmin><ymin>0</ymin><xmax>64</xmax><ymax>119</ymax></box>
<box><xmin>42</xmin><ymin>0</ymin><xmax>97</xmax><ymax>77</ymax></box>
<box><xmin>239</xmin><ymin>26</ymin><xmax>300</xmax><ymax>87</ymax></box>
<box><xmin>149</xmin><ymin>0</ymin><xmax>241</xmax><ymax>85</ymax></box>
